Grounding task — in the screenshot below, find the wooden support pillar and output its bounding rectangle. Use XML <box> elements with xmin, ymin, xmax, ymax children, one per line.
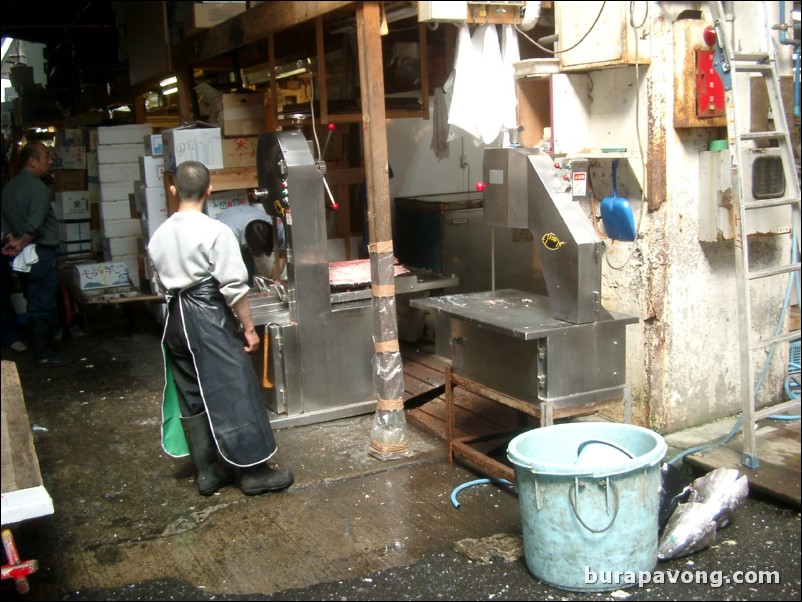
<box><xmin>357</xmin><ymin>1</ymin><xmax>410</xmax><ymax>460</ymax></box>
<box><xmin>176</xmin><ymin>64</ymin><xmax>196</xmax><ymax>125</ymax></box>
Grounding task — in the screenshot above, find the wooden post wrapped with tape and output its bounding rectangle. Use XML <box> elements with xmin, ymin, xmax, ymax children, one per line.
<box><xmin>357</xmin><ymin>2</ymin><xmax>410</xmax><ymax>460</ymax></box>
<box><xmin>368</xmin><ymin>241</ymin><xmax>410</xmax><ymax>459</ymax></box>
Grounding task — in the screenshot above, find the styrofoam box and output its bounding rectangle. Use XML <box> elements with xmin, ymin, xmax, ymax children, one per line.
<box><xmin>97</xmin><ymin>124</ymin><xmax>153</xmax><ymax>146</ymax></box>
<box><xmin>73</xmin><ymin>261</ymin><xmax>130</xmax><ymax>293</ymax></box>
<box><xmin>60</xmin><ymin>241</ymin><xmax>94</xmax><ymax>257</ymax></box>
<box><xmin>144</xmin><ymin>134</ymin><xmax>163</xmax><ymax>157</ymax></box>
<box><xmin>205</xmin><ymin>189</ymin><xmax>249</xmax><ymax>219</ymax></box>
<box><xmin>58</xmin><ymin>221</ymin><xmax>92</xmax><ymax>242</ymax></box>
<box><xmin>162</xmin><ymin>126</ymin><xmax>223</xmax><ymax>171</ymax></box>
<box><xmin>102</xmin><ymin>218</ymin><xmax>140</xmax><ymax>238</ymax></box>
<box><xmin>54</xmin><ymin>191</ymin><xmax>91</xmax><ymax>220</ymax></box>
<box><xmin>101</xmin><ymin>182</ymin><xmax>136</xmax><ymax>202</ymax></box>
<box><xmin>113</xmin><ymin>255</ymin><xmax>142</xmax><ymax>290</ymax></box>
<box><xmin>139</xmin><ymin>155</ymin><xmax>164</xmax><ymax>187</ymax></box>
<box><xmin>99</xmin><ymin>162</ymin><xmax>140</xmax><ymax>184</ymax></box>
<box><xmin>99</xmin><ymin>200</ymin><xmax>132</xmax><ymax>222</ymax></box>
<box><xmin>102</xmin><ymin>236</ymin><xmax>139</xmax><ymax>258</ymax></box>
<box><xmin>97</xmin><ymin>143</ymin><xmax>145</xmax><ymax>165</ymax></box>
<box><xmin>136</xmin><ymin>186</ymin><xmax>168</xmax><ymax>221</ymax></box>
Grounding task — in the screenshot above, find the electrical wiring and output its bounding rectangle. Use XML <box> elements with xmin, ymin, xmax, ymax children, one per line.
<box><xmin>603</xmin><ymin>1</ymin><xmax>649</xmax><ymax>271</ymax></box>
<box><xmin>515</xmin><ymin>1</ymin><xmax>607</xmax><ymax>55</ymax></box>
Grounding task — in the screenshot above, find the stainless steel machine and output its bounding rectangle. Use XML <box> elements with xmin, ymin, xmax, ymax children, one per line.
<box><xmin>412</xmin><ymin>147</ymin><xmax>638</xmax><ymax>416</ymax></box>
<box><xmin>249</xmin><ymin>130</ymin><xmax>456</xmax><ymax>427</ymax></box>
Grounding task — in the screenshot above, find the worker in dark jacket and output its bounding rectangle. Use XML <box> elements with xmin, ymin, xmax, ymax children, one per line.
<box><xmin>1</xmin><ymin>141</ymin><xmax>71</xmax><ymax>366</ymax></box>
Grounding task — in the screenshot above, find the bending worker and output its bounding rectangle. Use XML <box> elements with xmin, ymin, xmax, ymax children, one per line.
<box><xmin>147</xmin><ymin>161</ymin><xmax>293</xmax><ymax>497</ymax></box>
<box><xmin>216</xmin><ymin>204</ymin><xmax>286</xmax><ymax>286</ymax></box>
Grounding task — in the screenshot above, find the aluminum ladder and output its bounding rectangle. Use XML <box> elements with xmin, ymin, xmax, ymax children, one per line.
<box><xmin>711</xmin><ymin>1</ymin><xmax>801</xmax><ymax>468</ymax></box>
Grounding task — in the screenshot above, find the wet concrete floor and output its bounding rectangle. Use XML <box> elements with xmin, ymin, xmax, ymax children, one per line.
<box><xmin>2</xmin><ymin>305</ymin><xmax>800</xmax><ymax>601</ymax></box>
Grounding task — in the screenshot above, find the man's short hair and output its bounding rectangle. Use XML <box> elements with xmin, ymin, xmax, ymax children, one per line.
<box><xmin>244</xmin><ymin>220</ymin><xmax>274</xmax><ymax>257</ymax></box>
<box><xmin>174</xmin><ymin>161</ymin><xmax>211</xmax><ymax>201</ymax></box>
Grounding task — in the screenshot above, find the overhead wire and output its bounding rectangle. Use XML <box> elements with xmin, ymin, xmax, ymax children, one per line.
<box><xmin>515</xmin><ymin>2</ymin><xmax>608</xmax><ymax>55</ymax></box>
<box><xmin>604</xmin><ymin>1</ymin><xmax>649</xmax><ymax>270</ymax></box>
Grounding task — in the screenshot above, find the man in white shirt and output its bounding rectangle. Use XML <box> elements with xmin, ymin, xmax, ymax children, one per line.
<box><xmin>147</xmin><ymin>161</ymin><xmax>293</xmax><ymax>497</ymax></box>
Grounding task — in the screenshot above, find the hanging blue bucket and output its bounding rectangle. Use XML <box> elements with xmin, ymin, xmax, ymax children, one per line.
<box><xmin>507</xmin><ymin>422</ymin><xmax>666</xmax><ymax>592</ymax></box>
<box><xmin>600</xmin><ymin>159</ymin><xmax>637</xmax><ymax>241</ymax></box>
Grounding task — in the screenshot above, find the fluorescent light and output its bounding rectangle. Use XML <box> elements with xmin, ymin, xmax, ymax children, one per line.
<box><xmin>162</xmin><ymin>86</ymin><xmax>178</xmax><ymax>95</ymax></box>
<box><xmin>1</xmin><ymin>38</ymin><xmax>14</xmax><ymax>60</ymax></box>
<box><xmin>160</xmin><ymin>76</ymin><xmax>177</xmax><ymax>88</ymax></box>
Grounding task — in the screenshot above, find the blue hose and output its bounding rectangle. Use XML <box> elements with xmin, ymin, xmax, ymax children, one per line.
<box><xmin>450</xmin><ymin>478</ymin><xmax>513</xmax><ymax>508</ymax></box>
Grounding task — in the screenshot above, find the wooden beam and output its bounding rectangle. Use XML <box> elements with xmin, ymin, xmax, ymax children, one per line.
<box><xmin>173</xmin><ymin>1</ymin><xmax>356</xmax><ymax>68</ymax></box>
<box><xmin>356</xmin><ymin>2</ymin><xmax>391</xmax><ymax>246</ymax></box>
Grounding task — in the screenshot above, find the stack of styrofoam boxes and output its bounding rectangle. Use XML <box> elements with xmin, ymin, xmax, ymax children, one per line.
<box><xmin>51</xmin><ymin>129</ymin><xmax>93</xmax><ymax>259</ymax></box>
<box><xmin>137</xmin><ymin>133</ymin><xmax>167</xmax><ymax>295</ymax></box>
<box><xmin>96</xmin><ymin>124</ymin><xmax>154</xmax><ymax>291</ymax></box>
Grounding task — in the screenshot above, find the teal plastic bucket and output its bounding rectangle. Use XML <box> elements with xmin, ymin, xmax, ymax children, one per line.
<box><xmin>507</xmin><ymin>422</ymin><xmax>666</xmax><ymax>592</ymax></box>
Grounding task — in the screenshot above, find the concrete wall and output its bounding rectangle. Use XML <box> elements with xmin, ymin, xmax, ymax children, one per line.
<box><xmin>384</xmin><ymin>1</ymin><xmax>796</xmax><ymax>434</ymax></box>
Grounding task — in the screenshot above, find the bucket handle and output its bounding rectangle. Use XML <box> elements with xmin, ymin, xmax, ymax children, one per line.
<box><xmin>568</xmin><ymin>477</ymin><xmax>619</xmax><ymax>534</ymax></box>
<box><xmin>576</xmin><ymin>439</ymin><xmax>635</xmax><ymax>459</ymax></box>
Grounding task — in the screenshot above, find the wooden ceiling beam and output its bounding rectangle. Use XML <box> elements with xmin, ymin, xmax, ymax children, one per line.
<box><xmin>172</xmin><ymin>1</ymin><xmax>356</xmax><ymax>69</ymax></box>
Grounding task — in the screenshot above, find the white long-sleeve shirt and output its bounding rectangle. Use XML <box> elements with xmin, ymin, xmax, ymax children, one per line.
<box><xmin>147</xmin><ymin>211</ymin><xmax>250</xmax><ymax>307</ymax></box>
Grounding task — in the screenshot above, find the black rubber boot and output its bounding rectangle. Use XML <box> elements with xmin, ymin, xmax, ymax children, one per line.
<box><xmin>181</xmin><ymin>412</ymin><xmax>237</xmax><ymax>496</ymax></box>
<box><xmin>30</xmin><ymin>318</ymin><xmax>72</xmax><ymax>367</ymax></box>
<box><xmin>240</xmin><ymin>463</ymin><xmax>294</xmax><ymax>496</ymax></box>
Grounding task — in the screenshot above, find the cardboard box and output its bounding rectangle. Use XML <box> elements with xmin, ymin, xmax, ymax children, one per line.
<box><xmin>136</xmin><ymin>185</ymin><xmax>168</xmax><ymax>221</ymax></box>
<box><xmin>73</xmin><ymin>261</ymin><xmax>131</xmax><ymax>294</ymax></box>
<box><xmin>87</xmin><ymin>128</ymin><xmax>99</xmax><ymax>150</ymax></box>
<box><xmin>52</xmin><ymin>170</ymin><xmax>87</xmax><ymax>193</ymax></box>
<box><xmin>58</xmin><ymin>221</ymin><xmax>92</xmax><ymax>242</ymax></box>
<box><xmin>54</xmin><ymin>191</ymin><xmax>92</xmax><ymax>220</ymax></box>
<box><xmin>139</xmin><ymin>155</ymin><xmax>164</xmax><ymax>187</ymax></box>
<box><xmin>221</xmin><ymin>136</ymin><xmax>258</xmax><ymax>168</ymax></box>
<box><xmin>49</xmin><ymin>146</ymin><xmax>87</xmax><ymax>170</ymax></box>
<box><xmin>189</xmin><ymin>2</ymin><xmax>246</xmax><ymax>32</ymax></box>
<box><xmin>162</xmin><ymin>124</ymin><xmax>224</xmax><ymax>171</ymax></box>
<box><xmin>196</xmin><ymin>84</ymin><xmax>264</xmax><ymax>137</ymax></box>
<box><xmin>97</xmin><ymin>124</ymin><xmax>153</xmax><ymax>146</ymax></box>
<box><xmin>86</xmin><ymin>149</ymin><xmax>99</xmax><ymax>177</ymax></box>
<box><xmin>57</xmin><ymin>128</ymin><xmax>86</xmax><ymax>148</ymax></box>
<box><xmin>140</xmin><ymin>216</ymin><xmax>166</xmax><ymax>243</ymax></box>
<box><xmin>99</xmin><ymin>200</ymin><xmax>132</xmax><ymax>221</ymax></box>
<box><xmin>205</xmin><ymin>189</ymin><xmax>249</xmax><ymax>219</ymax></box>
<box><xmin>144</xmin><ymin>134</ymin><xmax>163</xmax><ymax>156</ymax></box>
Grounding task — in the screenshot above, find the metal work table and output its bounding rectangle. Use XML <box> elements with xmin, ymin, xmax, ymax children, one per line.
<box><xmin>413</xmin><ymin>289</ymin><xmax>637</xmax><ymax>480</ymax></box>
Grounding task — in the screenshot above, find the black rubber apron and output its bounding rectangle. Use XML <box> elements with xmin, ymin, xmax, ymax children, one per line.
<box><xmin>162</xmin><ymin>279</ymin><xmax>277</xmax><ymax>467</ymax></box>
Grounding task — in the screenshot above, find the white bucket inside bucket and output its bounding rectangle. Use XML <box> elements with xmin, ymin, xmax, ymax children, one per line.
<box><xmin>507</xmin><ymin>422</ymin><xmax>666</xmax><ymax>592</ymax></box>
